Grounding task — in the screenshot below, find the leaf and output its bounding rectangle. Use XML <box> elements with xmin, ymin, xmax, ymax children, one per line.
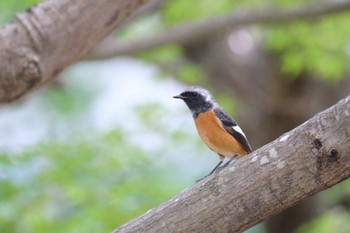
<box><xmin>266</xmin><ymin>13</ymin><xmax>350</xmax><ymax>81</ymax></box>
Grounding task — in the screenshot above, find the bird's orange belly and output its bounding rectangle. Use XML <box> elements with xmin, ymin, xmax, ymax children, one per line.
<box><xmin>194</xmin><ymin>110</ymin><xmax>247</xmax><ymax>160</ymax></box>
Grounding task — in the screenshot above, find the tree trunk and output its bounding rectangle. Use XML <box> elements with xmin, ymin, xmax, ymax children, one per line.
<box><xmin>0</xmin><ymin>0</ymin><xmax>151</xmax><ymax>103</ymax></box>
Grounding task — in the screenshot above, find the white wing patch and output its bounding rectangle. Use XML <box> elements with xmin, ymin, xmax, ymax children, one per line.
<box><xmin>232</xmin><ymin>125</ymin><xmax>246</xmax><ymax>138</ymax></box>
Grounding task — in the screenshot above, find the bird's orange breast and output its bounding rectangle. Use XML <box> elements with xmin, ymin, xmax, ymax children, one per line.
<box><xmin>194</xmin><ymin>109</ymin><xmax>248</xmax><ymax>160</ymax></box>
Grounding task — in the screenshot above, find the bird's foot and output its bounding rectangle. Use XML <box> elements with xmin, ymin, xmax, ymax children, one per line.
<box><xmin>195</xmin><ymin>156</ymin><xmax>238</xmax><ymax>182</ymax></box>
<box><xmin>195</xmin><ymin>175</ymin><xmax>208</xmax><ymax>183</ymax></box>
<box><xmin>211</xmin><ymin>156</ymin><xmax>238</xmax><ymax>174</ymax></box>
<box><xmin>221</xmin><ymin>155</ymin><xmax>238</xmax><ymax>169</ymax></box>
<box><xmin>214</xmin><ymin>165</ymin><xmax>225</xmax><ymax>173</ymax></box>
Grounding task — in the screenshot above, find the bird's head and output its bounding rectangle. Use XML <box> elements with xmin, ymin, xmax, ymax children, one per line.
<box><xmin>173</xmin><ymin>86</ymin><xmax>215</xmax><ymax>118</ymax></box>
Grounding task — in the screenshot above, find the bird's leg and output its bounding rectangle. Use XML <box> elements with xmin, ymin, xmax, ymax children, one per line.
<box><xmin>207</xmin><ymin>160</ymin><xmax>224</xmax><ymax>176</ymax></box>
<box><xmin>196</xmin><ymin>161</ymin><xmax>223</xmax><ymax>182</ymax></box>
<box><xmin>222</xmin><ymin>154</ymin><xmax>238</xmax><ymax>168</ymax></box>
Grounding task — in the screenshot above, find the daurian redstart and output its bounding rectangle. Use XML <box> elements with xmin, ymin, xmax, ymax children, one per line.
<box><xmin>174</xmin><ymin>86</ymin><xmax>252</xmax><ymax>178</ymax></box>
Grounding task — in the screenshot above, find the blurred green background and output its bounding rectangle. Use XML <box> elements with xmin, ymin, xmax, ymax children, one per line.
<box><xmin>1</xmin><ymin>0</ymin><xmax>350</xmax><ymax>233</ymax></box>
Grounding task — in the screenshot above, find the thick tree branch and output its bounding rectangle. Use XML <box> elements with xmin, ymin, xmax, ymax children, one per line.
<box><xmin>113</xmin><ymin>95</ymin><xmax>350</xmax><ymax>233</ymax></box>
<box><xmin>89</xmin><ymin>0</ymin><xmax>350</xmax><ymax>59</ymax></box>
<box><xmin>0</xmin><ymin>0</ymin><xmax>154</xmax><ymax>103</ymax></box>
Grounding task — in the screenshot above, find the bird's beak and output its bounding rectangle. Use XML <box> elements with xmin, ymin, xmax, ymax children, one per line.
<box><xmin>173</xmin><ymin>95</ymin><xmax>186</xmax><ymax>99</ymax></box>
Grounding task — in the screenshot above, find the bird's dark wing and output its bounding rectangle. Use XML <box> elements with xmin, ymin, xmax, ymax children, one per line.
<box><xmin>214</xmin><ymin>108</ymin><xmax>252</xmax><ymax>153</ymax></box>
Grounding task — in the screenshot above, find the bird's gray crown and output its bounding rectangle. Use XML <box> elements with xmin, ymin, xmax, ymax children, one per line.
<box><xmin>185</xmin><ymin>86</ymin><xmax>215</xmax><ymax>103</ymax></box>
<box><xmin>174</xmin><ymin>86</ymin><xmax>216</xmax><ymax>118</ymax></box>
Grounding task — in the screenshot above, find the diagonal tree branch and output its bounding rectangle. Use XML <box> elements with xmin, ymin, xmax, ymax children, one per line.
<box><xmin>0</xmin><ymin>0</ymin><xmax>155</xmax><ymax>103</ymax></box>
<box><xmin>88</xmin><ymin>0</ymin><xmax>350</xmax><ymax>60</ymax></box>
<box><xmin>113</xmin><ymin>95</ymin><xmax>350</xmax><ymax>233</ymax></box>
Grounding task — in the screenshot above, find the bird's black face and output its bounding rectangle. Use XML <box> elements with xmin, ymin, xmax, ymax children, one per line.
<box><xmin>173</xmin><ymin>87</ymin><xmax>214</xmax><ymax>118</ymax></box>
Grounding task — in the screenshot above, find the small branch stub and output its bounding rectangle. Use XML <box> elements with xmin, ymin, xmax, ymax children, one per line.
<box><xmin>329</xmin><ymin>148</ymin><xmax>339</xmax><ymax>161</ymax></box>
<box><xmin>313</xmin><ymin>138</ymin><xmax>323</xmax><ymax>150</ymax></box>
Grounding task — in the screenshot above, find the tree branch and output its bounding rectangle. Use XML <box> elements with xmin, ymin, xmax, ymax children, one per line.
<box><xmin>113</xmin><ymin>95</ymin><xmax>350</xmax><ymax>233</ymax></box>
<box><xmin>0</xmin><ymin>0</ymin><xmax>154</xmax><ymax>103</ymax></box>
<box><xmin>88</xmin><ymin>0</ymin><xmax>350</xmax><ymax>59</ymax></box>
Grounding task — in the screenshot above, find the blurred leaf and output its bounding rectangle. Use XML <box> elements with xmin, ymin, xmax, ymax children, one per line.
<box><xmin>162</xmin><ymin>0</ymin><xmax>303</xmax><ymax>25</ymax></box>
<box><xmin>138</xmin><ymin>45</ymin><xmax>183</xmax><ymax>64</ymax></box>
<box><xmin>0</xmin><ymin>131</ymin><xmax>183</xmax><ymax>233</ymax></box>
<box><xmin>163</xmin><ymin>0</ymin><xmax>232</xmax><ymax>24</ymax></box>
<box><xmin>117</xmin><ymin>14</ymin><xmax>163</xmax><ymax>40</ymax></box>
<box><xmin>215</xmin><ymin>93</ymin><xmax>238</xmax><ymax>115</ymax></box>
<box><xmin>266</xmin><ymin>13</ymin><xmax>350</xmax><ymax>81</ymax></box>
<box><xmin>0</xmin><ymin>0</ymin><xmax>40</xmax><ymax>25</ymax></box>
<box><xmin>280</xmin><ymin>50</ymin><xmax>305</xmax><ymax>78</ymax></box>
<box><xmin>41</xmin><ymin>79</ymin><xmax>97</xmax><ymax>116</ymax></box>
<box><xmin>178</xmin><ymin>63</ymin><xmax>205</xmax><ymax>85</ymax></box>
<box><xmin>295</xmin><ymin>208</ymin><xmax>350</xmax><ymax>233</ymax></box>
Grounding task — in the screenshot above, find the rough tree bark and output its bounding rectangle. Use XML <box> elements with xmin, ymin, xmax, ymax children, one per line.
<box><xmin>113</xmin><ymin>95</ymin><xmax>350</xmax><ymax>233</ymax></box>
<box><xmin>0</xmin><ymin>0</ymin><xmax>152</xmax><ymax>103</ymax></box>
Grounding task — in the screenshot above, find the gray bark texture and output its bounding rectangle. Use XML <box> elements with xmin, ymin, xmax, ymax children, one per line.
<box><xmin>0</xmin><ymin>0</ymin><xmax>151</xmax><ymax>103</ymax></box>
<box><xmin>113</xmin><ymin>95</ymin><xmax>350</xmax><ymax>233</ymax></box>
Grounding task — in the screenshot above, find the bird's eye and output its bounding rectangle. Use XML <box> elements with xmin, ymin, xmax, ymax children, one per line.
<box><xmin>191</xmin><ymin>92</ymin><xmax>198</xmax><ymax>98</ymax></box>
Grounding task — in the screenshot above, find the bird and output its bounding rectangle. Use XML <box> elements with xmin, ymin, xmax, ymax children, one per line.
<box><xmin>173</xmin><ymin>86</ymin><xmax>252</xmax><ymax>179</ymax></box>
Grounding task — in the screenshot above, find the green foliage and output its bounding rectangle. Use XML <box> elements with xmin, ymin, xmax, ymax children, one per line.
<box><xmin>138</xmin><ymin>45</ymin><xmax>183</xmax><ymax>64</ymax></box>
<box><xmin>294</xmin><ymin>180</ymin><xmax>350</xmax><ymax>233</ymax></box>
<box><xmin>0</xmin><ymin>132</ymin><xmax>182</xmax><ymax>233</ymax></box>
<box><xmin>117</xmin><ymin>14</ymin><xmax>163</xmax><ymax>40</ymax></box>
<box><xmin>134</xmin><ymin>102</ymin><xmax>168</xmax><ymax>132</ymax></box>
<box><xmin>295</xmin><ymin>209</ymin><xmax>350</xmax><ymax>233</ymax></box>
<box><xmin>178</xmin><ymin>63</ymin><xmax>206</xmax><ymax>85</ymax></box>
<box><xmin>215</xmin><ymin>93</ymin><xmax>238</xmax><ymax>115</ymax></box>
<box><xmin>0</xmin><ymin>0</ymin><xmax>40</xmax><ymax>25</ymax></box>
<box><xmin>42</xmin><ymin>85</ymin><xmax>95</xmax><ymax>115</ymax></box>
<box><xmin>162</xmin><ymin>0</ymin><xmax>303</xmax><ymax>25</ymax></box>
<box><xmin>137</xmin><ymin>45</ymin><xmax>204</xmax><ymax>84</ymax></box>
<box><xmin>0</xmin><ymin>63</ymin><xmax>202</xmax><ymax>233</ymax></box>
<box><xmin>163</xmin><ymin>0</ymin><xmax>235</xmax><ymax>24</ymax></box>
<box><xmin>144</xmin><ymin>0</ymin><xmax>350</xmax><ymax>83</ymax></box>
<box><xmin>266</xmin><ymin>13</ymin><xmax>350</xmax><ymax>81</ymax></box>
